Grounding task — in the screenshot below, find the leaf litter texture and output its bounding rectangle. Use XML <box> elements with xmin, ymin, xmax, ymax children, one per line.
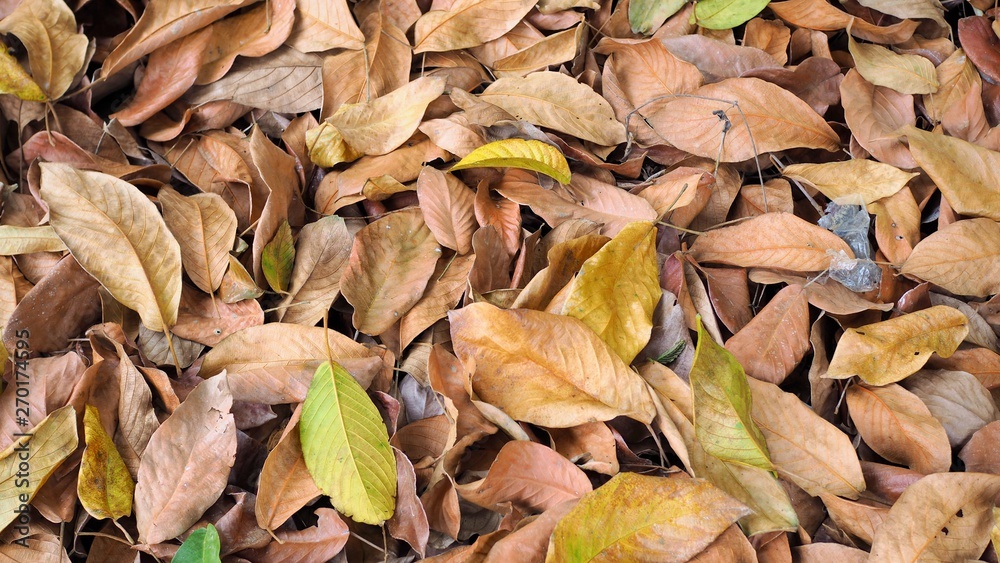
<box><xmin>6</xmin><ymin>0</ymin><xmax>1000</xmax><ymax>560</ymax></box>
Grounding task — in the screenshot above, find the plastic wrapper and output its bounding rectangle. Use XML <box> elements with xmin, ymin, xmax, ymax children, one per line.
<box><xmin>818</xmin><ymin>199</ymin><xmax>881</xmax><ymax>292</ymax></box>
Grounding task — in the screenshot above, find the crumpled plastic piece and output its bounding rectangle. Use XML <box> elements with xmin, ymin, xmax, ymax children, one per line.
<box><xmin>818</xmin><ymin>198</ymin><xmax>882</xmax><ymax>292</ymax></box>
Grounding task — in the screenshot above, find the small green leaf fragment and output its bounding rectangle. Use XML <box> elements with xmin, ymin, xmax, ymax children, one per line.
<box><xmin>262</xmin><ymin>221</ymin><xmax>295</xmax><ymax>293</ymax></box>
<box><xmin>693</xmin><ymin>0</ymin><xmax>770</xmax><ymax>30</ymax></box>
<box><xmin>173</xmin><ymin>524</ymin><xmax>222</xmax><ymax>563</ymax></box>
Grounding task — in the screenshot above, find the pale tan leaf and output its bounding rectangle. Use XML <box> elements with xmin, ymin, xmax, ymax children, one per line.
<box><xmin>781</xmin><ymin>160</ymin><xmax>916</xmax><ymax>205</ymax></box>
<box><xmin>399</xmin><ymin>253</ymin><xmax>475</xmax><ymax>350</ymax></box>
<box><xmin>449</xmin><ymin>302</ymin><xmax>656</xmax><ymax>427</ymax></box>
<box><xmin>0</xmin><ymin>0</ymin><xmax>88</xmax><ymax>99</ymax></box>
<box><xmin>480</xmin><ymin>71</ymin><xmax>627</xmax><ymax>145</ymax></box>
<box><xmin>902</xmin><ymin>126</ymin><xmax>1000</xmax><ymax>221</ymax></box>
<box><xmin>286</xmin><ymin>0</ymin><xmax>364</xmax><ymax>52</ymax></box>
<box><xmin>135</xmin><ymin>375</ymin><xmax>237</xmax><ymax>544</ymax></box>
<box><xmin>39</xmin><ymin>163</ymin><xmax>182</xmax><ymax>332</ymax></box>
<box><xmin>186</xmin><ymin>47</ymin><xmax>323</xmax><ymax>114</ymax></box>
<box><xmin>328</xmin><ymin>77</ymin><xmax>446</xmax><ymax>156</ymax></box>
<box><xmin>902</xmin><ymin>369</ymin><xmax>1000</xmax><ymax>448</ymax></box>
<box><xmin>158</xmin><ymin>187</ymin><xmax>237</xmax><ymax>295</ymax></box>
<box><xmin>746</xmin><ymin>378</ymin><xmax>866</xmax><ymax>499</ymax></box>
<box><xmin>690</xmin><ymin>212</ymin><xmax>853</xmax><ymax>272</ymax></box>
<box><xmin>848</xmin><ymin>33</ymin><xmax>939</xmax><ymax>95</ymax></box>
<box><xmin>493</xmin><ymin>24</ymin><xmax>582</xmax><ymax>77</ymax></box>
<box><xmin>647</xmin><ymin>77</ymin><xmax>840</xmax><ymax>162</ymax></box>
<box><xmin>196</xmin><ymin>0</ymin><xmax>296</xmax><ymax>84</ymax></box>
<box><xmin>341</xmin><ymin>208</ymin><xmax>441</xmax><ymax>335</ymax></box>
<box><xmin>856</xmin><ymin>0</ymin><xmax>946</xmax><ymax>27</ymax></box>
<box><xmin>0</xmin><ymin>225</ymin><xmax>67</xmax><ymax>255</ymax></box>
<box><xmin>413</xmin><ymin>0</ymin><xmax>538</xmax><ymax>54</ymax></box>
<box><xmin>869</xmin><ymin>473</ymin><xmax>1000</xmax><ymax>562</ymax></box>
<box><xmin>846</xmin><ymin>383</ymin><xmax>951</xmax><ymax>474</ymax></box>
<box><xmin>901</xmin><ymin>218</ymin><xmax>1000</xmax><ymax>298</ymax></box>
<box><xmin>276</xmin><ymin>215</ymin><xmax>353</xmax><ymax>327</ymax></box>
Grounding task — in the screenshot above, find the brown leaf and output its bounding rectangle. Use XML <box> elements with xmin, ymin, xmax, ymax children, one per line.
<box><xmin>186</xmin><ymin>47</ymin><xmax>324</xmax><ymax>113</ymax></box>
<box><xmin>841</xmin><ymin>69</ymin><xmax>916</xmax><ymax>169</ymax></box>
<box><xmin>387</xmin><ymin>449</ymin><xmax>429</xmax><ymax>557</ymax></box>
<box><xmin>901</xmin><ymin>218</ymin><xmax>1000</xmax><ymax>298</ymax></box>
<box><xmin>135</xmin><ymin>375</ymin><xmax>237</xmax><ymax>544</ymax></box>
<box><xmin>399</xmin><ymin>253</ymin><xmax>476</xmax><ymax>350</ymax></box>
<box><xmin>413</xmin><ymin>0</ymin><xmax>538</xmax><ymax>53</ymax></box>
<box><xmin>172</xmin><ymin>284</ymin><xmax>264</xmax><ymax>346</ymax></box>
<box><xmin>725</xmin><ymin>285</ymin><xmax>810</xmax><ymax>385</ymax></box>
<box><xmin>341</xmin><ymin>208</ymin><xmax>442</xmax><ymax>335</ymax></box>
<box><xmin>901</xmin><ymin>369</ymin><xmax>999</xmax><ymax>448</ymax></box>
<box><xmin>245</xmin><ymin>507</ymin><xmax>349</xmax><ymax>561</ymax></box>
<box><xmin>690</xmin><ymin>212</ymin><xmax>853</xmax><ymax>272</ymax></box>
<box><xmin>276</xmin><ymin>215</ymin><xmax>353</xmax><ymax>326</ymax></box>
<box><xmin>846</xmin><ymin>383</ymin><xmax>951</xmax><ymax>474</ymax></box>
<box><xmin>647</xmin><ymin>77</ymin><xmax>840</xmax><ymax>162</ymax></box>
<box><xmin>769</xmin><ymin>0</ymin><xmax>918</xmax><ymax>44</ymax></box>
<box><xmin>158</xmin><ymin>186</ymin><xmax>237</xmax><ymax>295</ymax></box>
<box><xmin>286</xmin><ymin>0</ymin><xmax>364</xmax><ymax>52</ymax></box>
<box><xmin>417</xmin><ymin>167</ymin><xmax>478</xmax><ymax>255</ymax></box>
<box><xmin>0</xmin><ymin>0</ymin><xmax>88</xmax><ymax>99</ymax></box>
<box><xmin>959</xmin><ymin>16</ymin><xmax>1000</xmax><ymax>86</ymax></box>
<box><xmin>254</xmin><ymin>419</ymin><xmax>320</xmax><ymax>532</ymax></box>
<box><xmin>959</xmin><ymin>421</ymin><xmax>1000</xmax><ymax>473</ymax></box>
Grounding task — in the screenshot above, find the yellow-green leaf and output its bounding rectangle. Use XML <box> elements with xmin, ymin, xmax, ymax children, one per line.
<box><xmin>0</xmin><ymin>405</ymin><xmax>78</xmax><ymax>532</ymax></box>
<box><xmin>0</xmin><ymin>225</ymin><xmax>68</xmax><ymax>255</ymax></box>
<box><xmin>262</xmin><ymin>220</ymin><xmax>295</xmax><ymax>294</ymax></box>
<box><xmin>39</xmin><ymin>163</ymin><xmax>182</xmax><ymax>332</ymax></box>
<box><xmin>79</xmin><ymin>405</ymin><xmax>134</xmax><ymax>520</ymax></box>
<box><xmin>781</xmin><ymin>160</ymin><xmax>917</xmax><ymax>205</ymax></box>
<box><xmin>0</xmin><ymin>48</ymin><xmax>46</xmax><ymax>101</ymax></box>
<box><xmin>561</xmin><ymin>221</ymin><xmax>660</xmax><ymax>365</ymax></box>
<box><xmin>545</xmin><ymin>473</ymin><xmax>749</xmax><ymax>562</ymax></box>
<box><xmin>300</xmin><ymin>361</ymin><xmax>396</xmax><ymax>525</ymax></box>
<box><xmin>173</xmin><ymin>524</ymin><xmax>222</xmax><ymax>563</ymax></box>
<box><xmin>693</xmin><ymin>0</ymin><xmax>770</xmax><ymax>30</ymax></box>
<box><xmin>451</xmin><ymin>139</ymin><xmax>571</xmax><ymax>184</ymax></box>
<box><xmin>825</xmin><ymin>305</ymin><xmax>969</xmax><ymax>385</ymax></box>
<box><xmin>691</xmin><ymin>316</ymin><xmax>773</xmax><ymax>471</ymax></box>
<box><xmin>629</xmin><ymin>0</ymin><xmax>685</xmax><ymax>34</ymax></box>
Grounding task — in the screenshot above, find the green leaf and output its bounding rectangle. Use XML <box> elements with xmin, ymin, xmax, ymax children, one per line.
<box><xmin>629</xmin><ymin>0</ymin><xmax>686</xmax><ymax>34</ymax></box>
<box><xmin>656</xmin><ymin>341</ymin><xmax>686</xmax><ymax>365</ymax></box>
<box><xmin>300</xmin><ymin>361</ymin><xmax>396</xmax><ymax>524</ymax></box>
<box><xmin>451</xmin><ymin>139</ymin><xmax>572</xmax><ymax>185</ymax></box>
<box><xmin>78</xmin><ymin>405</ymin><xmax>134</xmax><ymax>520</ymax></box>
<box><xmin>562</xmin><ymin>221</ymin><xmax>661</xmax><ymax>365</ymax></box>
<box><xmin>693</xmin><ymin>0</ymin><xmax>770</xmax><ymax>30</ymax></box>
<box><xmin>690</xmin><ymin>316</ymin><xmax>773</xmax><ymax>471</ymax></box>
<box><xmin>173</xmin><ymin>524</ymin><xmax>222</xmax><ymax>563</ymax></box>
<box><xmin>545</xmin><ymin>472</ymin><xmax>750</xmax><ymax>562</ymax></box>
<box><xmin>262</xmin><ymin>220</ymin><xmax>295</xmax><ymax>293</ymax></box>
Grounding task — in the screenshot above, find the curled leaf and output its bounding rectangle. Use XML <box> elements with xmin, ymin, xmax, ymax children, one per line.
<box><xmin>451</xmin><ymin>139</ymin><xmax>571</xmax><ymax>184</ymax></box>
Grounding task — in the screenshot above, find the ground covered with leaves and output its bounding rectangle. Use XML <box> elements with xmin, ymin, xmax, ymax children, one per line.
<box><xmin>2</xmin><ymin>0</ymin><xmax>1000</xmax><ymax>561</ymax></box>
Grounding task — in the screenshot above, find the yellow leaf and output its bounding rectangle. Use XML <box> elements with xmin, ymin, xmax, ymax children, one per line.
<box><xmin>262</xmin><ymin>221</ymin><xmax>295</xmax><ymax>294</ymax></box>
<box><xmin>690</xmin><ymin>317</ymin><xmax>773</xmax><ymax>471</ymax></box>
<box><xmin>781</xmin><ymin>160</ymin><xmax>917</xmax><ymax>205</ymax></box>
<box><xmin>0</xmin><ymin>48</ymin><xmax>46</xmax><ymax>101</ymax></box>
<box><xmin>449</xmin><ymin>302</ymin><xmax>656</xmax><ymax>427</ymax></box>
<box><xmin>300</xmin><ymin>362</ymin><xmax>396</xmax><ymax>525</ymax></box>
<box><xmin>328</xmin><ymin>76</ymin><xmax>446</xmax><ymax>156</ymax></box>
<box><xmin>79</xmin><ymin>405</ymin><xmax>134</xmax><ymax>520</ymax></box>
<box><xmin>306</xmin><ymin>121</ymin><xmax>362</xmax><ymax>168</ymax></box>
<box><xmin>848</xmin><ymin>32</ymin><xmax>939</xmax><ymax>95</ymax></box>
<box><xmin>39</xmin><ymin>163</ymin><xmax>182</xmax><ymax>332</ymax></box>
<box><xmin>825</xmin><ymin>306</ymin><xmax>969</xmax><ymax>385</ymax></box>
<box><xmin>0</xmin><ymin>405</ymin><xmax>78</xmax><ymax>532</ymax></box>
<box><xmin>545</xmin><ymin>473</ymin><xmax>750</xmax><ymax>562</ymax></box>
<box><xmin>561</xmin><ymin>221</ymin><xmax>660</xmax><ymax>365</ymax></box>
<box><xmin>451</xmin><ymin>139</ymin><xmax>572</xmax><ymax>185</ymax></box>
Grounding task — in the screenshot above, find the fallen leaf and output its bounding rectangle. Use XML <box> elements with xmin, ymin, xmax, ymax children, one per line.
<box><xmin>254</xmin><ymin>420</ymin><xmax>320</xmax><ymax>532</ymax></box>
<box><xmin>78</xmin><ymin>405</ymin><xmax>134</xmax><ymax>521</ymax></box>
<box><xmin>546</xmin><ymin>473</ymin><xmax>750</xmax><ymax>562</ymax></box>
<box><xmin>452</xmin><ymin>139</ymin><xmax>571</xmax><ymax>184</ymax></box>
<box><xmin>768</xmin><ymin>0</ymin><xmax>919</xmax><ymax>44</ymax></box>
<box><xmin>561</xmin><ymin>221</ymin><xmax>660</xmax><ymax>365</ymax></box>
<box><xmin>449</xmin><ymin>302</ymin><xmax>656</xmax><ymax>427</ymax></box>
<box><xmin>628</xmin><ymin>0</ymin><xmax>685</xmax><ymax>34</ymax></box>
<box><xmin>261</xmin><ymin>220</ymin><xmax>295</xmax><ymax>294</ymax></box>
<box><xmin>413</xmin><ymin>0</ymin><xmax>537</xmax><ymax>53</ymax></box>
<box><xmin>276</xmin><ymin>215</ymin><xmax>353</xmax><ymax>326</ymax></box>
<box><xmin>173</xmin><ymin>524</ymin><xmax>221</xmax><ymax>563</ymax></box>
<box><xmin>841</xmin><ymin>69</ymin><xmax>917</xmax><ymax>169</ymax></box>
<box><xmin>135</xmin><ymin>375</ymin><xmax>236</xmax><ymax>544</ymax></box>
<box><xmin>848</xmin><ymin>33</ymin><xmax>939</xmax><ymax>95</ymax></box>
<box><xmin>781</xmin><ymin>160</ymin><xmax>916</xmax><ymax>205</ymax></box>
<box><xmin>158</xmin><ymin>187</ymin><xmax>237</xmax><ymax>295</ymax></box>
<box><xmin>0</xmin><ymin>225</ymin><xmax>67</xmax><ymax>255</ymax></box>
<box><xmin>301</xmin><ymin>361</ymin><xmax>396</xmax><ymax>525</ymax></box>
<box><xmin>694</xmin><ymin>0</ymin><xmax>770</xmax><ymax>30</ymax></box>
<box><xmin>0</xmin><ymin>0</ymin><xmax>87</xmax><ymax>99</ymax></box>
<box><xmin>902</xmin><ymin>369</ymin><xmax>999</xmax><ymax>448</ymax></box>
<box><xmin>901</xmin><ymin>218</ymin><xmax>1000</xmax><ymax>298</ymax></box>
<box><xmin>0</xmin><ymin>48</ymin><xmax>46</xmax><ymax>101</ymax></box>
<box><xmin>826</xmin><ymin>305</ymin><xmax>969</xmax><ymax>385</ymax></box>
<box><xmin>416</xmin><ymin>167</ymin><xmax>478</xmax><ymax>255</ymax></box>
<box><xmin>39</xmin><ymin>163</ymin><xmax>182</xmax><ymax>332</ymax></box>
<box><xmin>725</xmin><ymin>284</ymin><xmax>810</xmax><ymax>385</ymax></box>
<box><xmin>285</xmin><ymin>0</ymin><xmax>364</xmax><ymax>52</ymax></box>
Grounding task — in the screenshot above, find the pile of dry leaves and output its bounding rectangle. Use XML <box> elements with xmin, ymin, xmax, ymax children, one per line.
<box><xmin>1</xmin><ymin>0</ymin><xmax>1000</xmax><ymax>561</ymax></box>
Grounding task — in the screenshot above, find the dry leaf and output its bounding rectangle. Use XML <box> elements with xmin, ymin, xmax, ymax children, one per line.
<box><xmin>158</xmin><ymin>186</ymin><xmax>237</xmax><ymax>295</ymax></box>
<box><xmin>286</xmin><ymin>0</ymin><xmax>364</xmax><ymax>52</ymax></box>
<box><xmin>413</xmin><ymin>0</ymin><xmax>537</xmax><ymax>53</ymax></box>
<box><xmin>781</xmin><ymin>160</ymin><xmax>916</xmax><ymax>205</ymax></box>
<box><xmin>848</xmin><ymin>33</ymin><xmax>939</xmax><ymax>95</ymax></box>
<box><xmin>725</xmin><ymin>285</ymin><xmax>810</xmax><ymax>385</ymax></box>
<box><xmin>0</xmin><ymin>0</ymin><xmax>87</xmax><ymax>99</ymax></box>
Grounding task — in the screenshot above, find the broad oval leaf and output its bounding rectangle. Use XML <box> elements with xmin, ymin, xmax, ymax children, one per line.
<box><xmin>456</xmin><ymin>441</ymin><xmax>592</xmax><ymax>514</ymax></box>
<box><xmin>825</xmin><ymin>306</ymin><xmax>969</xmax><ymax>385</ymax></box>
<box><xmin>0</xmin><ymin>405</ymin><xmax>77</xmax><ymax>532</ymax></box>
<box><xmin>277</xmin><ymin>215</ymin><xmax>353</xmax><ymax>326</ymax></box>
<box><xmin>341</xmin><ymin>209</ymin><xmax>441</xmax><ymax>336</ymax></box>
<box><xmin>690</xmin><ymin>212</ymin><xmax>853</xmax><ymax>272</ymax></box>
<box><xmin>690</xmin><ymin>317</ymin><xmax>773</xmax><ymax>471</ymax></box>
<box><xmin>781</xmin><ymin>160</ymin><xmax>917</xmax><ymax>205</ymax></box>
<box><xmin>724</xmin><ymin>284</ymin><xmax>810</xmax><ymax>385</ymax></box>
<box><xmin>39</xmin><ymin>163</ymin><xmax>182</xmax><ymax>332</ymax></box>
<box><xmin>846</xmin><ymin>383</ymin><xmax>951</xmax><ymax>474</ymax></box>
<box><xmin>79</xmin><ymin>405</ymin><xmax>134</xmax><ymax>520</ymax></box>
<box><xmin>545</xmin><ymin>473</ymin><xmax>750</xmax><ymax>563</ymax></box>
<box><xmin>173</xmin><ymin>524</ymin><xmax>222</xmax><ymax>563</ymax></box>
<box><xmin>747</xmin><ymin>378</ymin><xmax>866</xmax><ymax>499</ymax></box>
<box><xmin>0</xmin><ymin>47</ymin><xmax>46</xmax><ymax>101</ymax></box>
<box><xmin>848</xmin><ymin>33</ymin><xmax>939</xmax><ymax>95</ymax></box>
<box><xmin>629</xmin><ymin>0</ymin><xmax>685</xmax><ymax>34</ymax></box>
<box><xmin>648</xmin><ymin>77</ymin><xmax>840</xmax><ymax>162</ymax></box>
<box><xmin>0</xmin><ymin>0</ymin><xmax>88</xmax><ymax>99</ymax></box>
<box><xmin>158</xmin><ymin>187</ymin><xmax>237</xmax><ymax>295</ymax></box>
<box><xmin>255</xmin><ymin>420</ymin><xmax>321</xmax><ymax>532</ymax></box>
<box><xmin>135</xmin><ymin>375</ymin><xmax>237</xmax><ymax>544</ymax></box>
<box><xmin>416</xmin><ymin>167</ymin><xmax>478</xmax><ymax>255</ymax></box>
<box><xmin>902</xmin><ymin>126</ymin><xmax>1000</xmax><ymax>221</ymax></box>
<box><xmin>480</xmin><ymin>71</ymin><xmax>627</xmax><ymax>146</ymax></box>
<box><xmin>285</xmin><ymin>0</ymin><xmax>364</xmax><ymax>52</ymax></box>
<box><xmin>901</xmin><ymin>218</ymin><xmax>1000</xmax><ymax>298</ymax></box>
<box><xmin>449</xmin><ymin>302</ymin><xmax>656</xmax><ymax>427</ymax></box>
<box><xmin>0</xmin><ymin>225</ymin><xmax>67</xmax><ymax>255</ymax></box>
<box><xmin>413</xmin><ymin>0</ymin><xmax>537</xmax><ymax>53</ymax></box>
<box><xmin>869</xmin><ymin>473</ymin><xmax>1000</xmax><ymax>562</ymax></box>
<box><xmin>561</xmin><ymin>221</ymin><xmax>660</xmax><ymax>365</ymax></box>
<box><xmin>300</xmin><ymin>361</ymin><xmax>396</xmax><ymax>525</ymax></box>
<box><xmin>451</xmin><ymin>139</ymin><xmax>571</xmax><ymax>184</ymax></box>
<box><xmin>694</xmin><ymin>0</ymin><xmax>771</xmax><ymax>30</ymax></box>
